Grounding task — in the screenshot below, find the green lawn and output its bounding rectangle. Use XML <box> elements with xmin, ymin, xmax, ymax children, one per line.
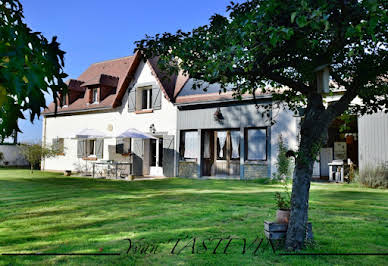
<box><xmin>0</xmin><ymin>169</ymin><xmax>387</xmax><ymax>265</ymax></box>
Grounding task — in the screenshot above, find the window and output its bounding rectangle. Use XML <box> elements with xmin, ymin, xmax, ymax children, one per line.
<box><xmin>230</xmin><ymin>130</ymin><xmax>240</xmax><ymax>160</ymax></box>
<box><xmin>180</xmin><ymin>131</ymin><xmax>198</xmax><ymax>160</ymax></box>
<box><xmin>52</xmin><ymin>138</ymin><xmax>65</xmax><ymax>154</ymax></box>
<box><xmin>116</xmin><ymin>141</ymin><xmax>124</xmax><ymax>154</ymax></box>
<box><xmin>116</xmin><ymin>138</ymin><xmax>131</xmax><ymax>154</ymax></box>
<box><xmin>216</xmin><ymin>131</ymin><xmax>227</xmax><ymax>160</ymax></box>
<box><xmin>136</xmin><ymin>86</ymin><xmax>152</xmax><ymax>110</ymax></box>
<box><xmin>88</xmin><ymin>139</ymin><xmax>96</xmax><ymax>156</ymax></box>
<box><xmin>92</xmin><ymin>88</ymin><xmax>98</xmax><ymax>103</ymax></box>
<box><xmin>245</xmin><ymin>128</ymin><xmax>267</xmax><ymax>161</ymax></box>
<box><xmin>215</xmin><ymin>130</ymin><xmax>240</xmax><ymax>160</ymax></box>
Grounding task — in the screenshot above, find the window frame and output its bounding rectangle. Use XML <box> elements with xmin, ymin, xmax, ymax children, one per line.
<box><xmin>137</xmin><ymin>86</ymin><xmax>153</xmax><ymax>111</ymax></box>
<box><xmin>213</xmin><ymin>129</ymin><xmax>240</xmax><ymax>161</ymax></box>
<box><xmin>244</xmin><ymin>127</ymin><xmax>268</xmax><ymax>162</ymax></box>
<box><xmin>87</xmin><ymin>139</ymin><xmax>96</xmax><ymax>156</ymax></box>
<box><xmin>92</xmin><ymin>88</ymin><xmax>98</xmax><ymax>104</ymax></box>
<box><xmin>179</xmin><ymin>130</ymin><xmax>198</xmax><ymax>161</ymax></box>
<box><xmin>229</xmin><ymin>130</ymin><xmax>240</xmax><ymax>161</ymax></box>
<box><xmin>116</xmin><ymin>138</ymin><xmax>131</xmax><ymax>155</ymax></box>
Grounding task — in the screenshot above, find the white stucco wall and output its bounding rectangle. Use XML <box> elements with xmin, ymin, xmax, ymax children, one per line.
<box><xmin>42</xmin><ymin>61</ymin><xmax>178</xmax><ymax>172</ymax></box>
<box><xmin>0</xmin><ymin>145</ymin><xmax>29</xmax><ymax>166</ymax></box>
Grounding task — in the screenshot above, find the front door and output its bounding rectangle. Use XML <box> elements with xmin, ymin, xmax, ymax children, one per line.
<box><xmin>202</xmin><ymin>130</ymin><xmax>240</xmax><ymax>177</ymax></box>
<box><xmin>149</xmin><ymin>137</ymin><xmax>163</xmax><ymax>176</ymax></box>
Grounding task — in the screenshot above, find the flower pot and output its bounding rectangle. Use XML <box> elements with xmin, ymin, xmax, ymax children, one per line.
<box><xmin>64</xmin><ymin>170</ymin><xmax>72</xmax><ymax>176</ymax></box>
<box><xmin>276</xmin><ymin>209</ymin><xmax>290</xmax><ymax>224</ymax></box>
<box><xmin>346</xmin><ymin>135</ymin><xmax>354</xmax><ymax>144</ymax></box>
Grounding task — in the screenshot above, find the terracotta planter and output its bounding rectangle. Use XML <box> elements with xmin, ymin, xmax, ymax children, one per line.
<box><xmin>276</xmin><ymin>209</ymin><xmax>290</xmax><ymax>224</ymax></box>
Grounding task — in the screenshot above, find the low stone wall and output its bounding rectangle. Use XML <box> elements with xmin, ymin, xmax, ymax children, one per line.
<box><xmin>244</xmin><ymin>162</ymin><xmax>269</xmax><ymax>179</ymax></box>
<box><xmin>178</xmin><ymin>161</ymin><xmax>198</xmax><ymax>178</ymax></box>
<box><xmin>108</xmin><ymin>145</ymin><xmax>131</xmax><ymax>162</ymax></box>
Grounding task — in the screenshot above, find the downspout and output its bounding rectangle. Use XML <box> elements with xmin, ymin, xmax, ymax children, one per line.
<box><xmin>41</xmin><ymin>116</ymin><xmax>47</xmax><ymax>170</ymax></box>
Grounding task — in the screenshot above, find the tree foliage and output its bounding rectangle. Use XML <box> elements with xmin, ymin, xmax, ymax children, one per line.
<box><xmin>136</xmin><ymin>0</ymin><xmax>387</xmax><ymax>250</ymax></box>
<box><xmin>19</xmin><ymin>143</ymin><xmax>58</xmax><ymax>173</ymax></box>
<box><xmin>137</xmin><ymin>0</ymin><xmax>387</xmax><ymax>112</ymax></box>
<box><xmin>0</xmin><ymin>0</ymin><xmax>67</xmax><ymax>141</ymax></box>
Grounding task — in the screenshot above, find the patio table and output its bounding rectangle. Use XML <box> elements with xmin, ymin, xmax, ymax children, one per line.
<box><xmin>92</xmin><ymin>161</ymin><xmax>132</xmax><ymax>179</ymax></box>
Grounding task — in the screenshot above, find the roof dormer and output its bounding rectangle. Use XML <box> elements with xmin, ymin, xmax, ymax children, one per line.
<box><xmin>82</xmin><ymin>74</ymin><xmax>119</xmax><ymax>103</ymax></box>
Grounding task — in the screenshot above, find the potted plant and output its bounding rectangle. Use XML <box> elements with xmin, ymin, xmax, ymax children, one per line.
<box><xmin>274</xmin><ymin>182</ymin><xmax>291</xmax><ymax>223</ymax></box>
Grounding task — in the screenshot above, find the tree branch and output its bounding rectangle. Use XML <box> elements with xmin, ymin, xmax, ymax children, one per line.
<box><xmin>265</xmin><ymin>72</ymin><xmax>311</xmax><ymax>94</ymax></box>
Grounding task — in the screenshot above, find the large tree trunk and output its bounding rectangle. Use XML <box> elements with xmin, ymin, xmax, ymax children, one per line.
<box><xmin>285</xmin><ymin>93</ymin><xmax>331</xmax><ymax>250</ymax></box>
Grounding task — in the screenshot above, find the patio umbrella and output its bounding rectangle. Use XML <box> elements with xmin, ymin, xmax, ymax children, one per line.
<box><xmin>72</xmin><ymin>128</ymin><xmax>110</xmax><ymax>139</ymax></box>
<box><xmin>116</xmin><ymin>128</ymin><xmax>157</xmax><ymax>139</ymax></box>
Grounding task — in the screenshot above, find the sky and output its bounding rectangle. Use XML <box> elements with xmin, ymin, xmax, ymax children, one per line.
<box><xmin>15</xmin><ymin>0</ymin><xmax>236</xmax><ymax>143</ymax></box>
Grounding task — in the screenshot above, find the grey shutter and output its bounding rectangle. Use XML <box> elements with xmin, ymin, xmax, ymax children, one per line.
<box><xmin>77</xmin><ymin>139</ymin><xmax>85</xmax><ymax>158</ymax></box>
<box><xmin>132</xmin><ymin>139</ymin><xmax>143</xmax><ymax>176</ymax></box>
<box><xmin>59</xmin><ymin>138</ymin><xmax>64</xmax><ymax>153</ymax></box>
<box><xmin>152</xmin><ymin>87</ymin><xmax>161</xmax><ymax>110</ymax></box>
<box><xmin>52</xmin><ymin>138</ymin><xmax>58</xmax><ymax>151</ymax></box>
<box><xmin>96</xmin><ymin>139</ymin><xmax>104</xmax><ymax>159</ymax></box>
<box><xmin>128</xmin><ymin>87</ymin><xmax>136</xmax><ymax>112</ymax></box>
<box><xmin>163</xmin><ymin>135</ymin><xmax>175</xmax><ymax>177</ymax></box>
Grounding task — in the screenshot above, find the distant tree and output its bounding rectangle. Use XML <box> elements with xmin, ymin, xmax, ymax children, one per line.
<box><xmin>0</xmin><ymin>0</ymin><xmax>67</xmax><ymax>141</ymax></box>
<box><xmin>19</xmin><ymin>143</ymin><xmax>57</xmax><ymax>173</ymax></box>
<box><xmin>136</xmin><ymin>0</ymin><xmax>388</xmax><ymax>250</ymax></box>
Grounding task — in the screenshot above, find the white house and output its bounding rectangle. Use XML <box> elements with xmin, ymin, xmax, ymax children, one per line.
<box><xmin>42</xmin><ymin>53</ymin><xmax>301</xmax><ymax>179</ymax></box>
<box><xmin>42</xmin><ymin>53</ymin><xmax>187</xmax><ymax>177</ymax></box>
<box><xmin>43</xmin><ymin>53</ymin><xmax>371</xmax><ymax>181</ymax></box>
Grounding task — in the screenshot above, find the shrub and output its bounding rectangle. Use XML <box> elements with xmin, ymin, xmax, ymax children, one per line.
<box><xmin>357</xmin><ymin>164</ymin><xmax>388</xmax><ymax>188</ymax></box>
<box><xmin>19</xmin><ymin>143</ymin><xmax>59</xmax><ymax>173</ymax></box>
<box><xmin>274</xmin><ymin>134</ymin><xmax>292</xmax><ymax>180</ymax></box>
<box><xmin>274</xmin><ymin>179</ymin><xmax>291</xmax><ymax>210</ymax></box>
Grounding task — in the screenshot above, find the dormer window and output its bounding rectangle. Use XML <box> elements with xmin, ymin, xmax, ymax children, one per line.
<box><xmin>92</xmin><ymin>88</ymin><xmax>98</xmax><ymax>103</ymax></box>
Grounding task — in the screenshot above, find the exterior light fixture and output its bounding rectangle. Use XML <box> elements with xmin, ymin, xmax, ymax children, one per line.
<box><xmin>214</xmin><ymin>107</ymin><xmax>224</xmax><ymax>122</ymax></box>
<box><xmin>149</xmin><ymin>124</ymin><xmax>156</xmax><ymax>134</ymax></box>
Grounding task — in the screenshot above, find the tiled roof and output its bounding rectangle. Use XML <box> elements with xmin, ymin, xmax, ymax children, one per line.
<box><xmin>44</xmin><ymin>53</ymin><xmax>140</xmax><ymax>114</ymax></box>
<box><xmin>147</xmin><ymin>57</ymin><xmax>189</xmax><ymax>101</ymax></box>
<box><xmin>81</xmin><ymin>74</ymin><xmax>119</xmax><ymax>87</ymax></box>
<box><xmin>47</xmin><ymin>53</ymin><xmax>266</xmax><ymax>115</ymax></box>
<box><xmin>175</xmin><ymin>79</ymin><xmax>272</xmax><ymax>104</ymax></box>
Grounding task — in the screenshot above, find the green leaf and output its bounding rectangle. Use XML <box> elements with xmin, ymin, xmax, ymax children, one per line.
<box><xmin>296</xmin><ymin>16</ymin><xmax>308</xmax><ymax>27</ymax></box>
<box><xmin>291</xmin><ymin>12</ymin><xmax>297</xmax><ymax>23</ymax></box>
<box><xmin>269</xmin><ymin>32</ymin><xmax>278</xmax><ymax>47</ymax></box>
